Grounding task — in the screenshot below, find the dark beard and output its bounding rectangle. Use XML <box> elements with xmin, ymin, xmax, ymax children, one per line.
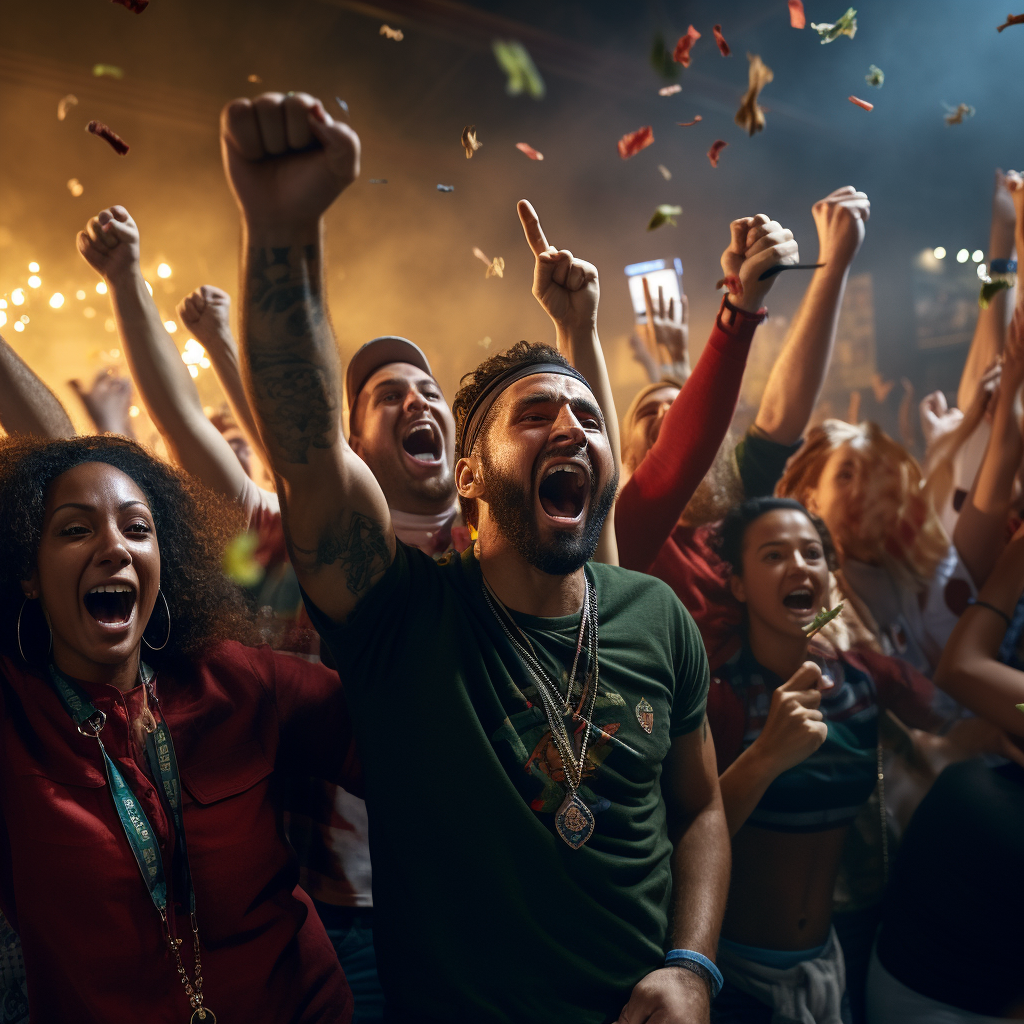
<box><xmin>482</xmin><ymin>453</ymin><xmax>618</xmax><ymax>575</ymax></box>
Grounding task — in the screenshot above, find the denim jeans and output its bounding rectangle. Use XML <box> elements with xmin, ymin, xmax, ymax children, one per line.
<box><xmin>313</xmin><ymin>902</ymin><xmax>384</xmax><ymax>1024</ymax></box>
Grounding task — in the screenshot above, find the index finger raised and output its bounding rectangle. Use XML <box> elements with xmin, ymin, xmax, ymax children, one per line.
<box><xmin>517</xmin><ymin>199</ymin><xmax>551</xmax><ymax>256</ymax></box>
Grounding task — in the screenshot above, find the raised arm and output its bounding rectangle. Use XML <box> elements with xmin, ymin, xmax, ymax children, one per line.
<box><xmin>517</xmin><ymin>199</ymin><xmax>620</xmax><ymax>564</ymax></box>
<box><xmin>77</xmin><ymin>206</ymin><xmax>265</xmax><ymax>509</ymax></box>
<box><xmin>69</xmin><ymin>369</ymin><xmax>136</xmax><ymax>438</ymax></box>
<box><xmin>755</xmin><ymin>187</ymin><xmax>870</xmax><ymax>445</ymax></box>
<box><xmin>0</xmin><ymin>332</ymin><xmax>75</xmax><ymax>438</ymax></box>
<box><xmin>222</xmin><ymin>91</ymin><xmax>393</xmax><ymax>622</ymax></box>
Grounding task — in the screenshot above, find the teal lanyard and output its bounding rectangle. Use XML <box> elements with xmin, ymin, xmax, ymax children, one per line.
<box><xmin>46</xmin><ymin>663</ymin><xmax>194</xmax><ymax>923</ymax></box>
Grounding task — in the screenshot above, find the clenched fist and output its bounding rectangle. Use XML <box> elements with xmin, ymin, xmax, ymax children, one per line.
<box><xmin>220</xmin><ymin>92</ymin><xmax>360</xmax><ymax>230</ymax></box>
<box><xmin>754</xmin><ymin>661</ymin><xmax>832</xmax><ymax>776</ymax></box>
<box><xmin>720</xmin><ymin>214</ymin><xmax>799</xmax><ymax>313</ymax></box>
<box><xmin>177</xmin><ymin>285</ymin><xmax>233</xmax><ymax>353</ymax></box>
<box><xmin>76</xmin><ymin>205</ymin><xmax>141</xmax><ymax>282</ymax></box>
<box><xmin>812</xmin><ymin>186</ymin><xmax>870</xmax><ymax>269</ymax></box>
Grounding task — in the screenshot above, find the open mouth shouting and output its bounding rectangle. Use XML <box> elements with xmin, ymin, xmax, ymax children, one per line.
<box><xmin>83</xmin><ymin>581</ymin><xmax>137</xmax><ymax>630</ymax></box>
<box><xmin>537</xmin><ymin>461</ymin><xmax>591</xmax><ymax>525</ymax></box>
<box><xmin>782</xmin><ymin>585</ymin><xmax>817</xmax><ymax>623</ymax></box>
<box><xmin>401</xmin><ymin>421</ymin><xmax>444</xmax><ymax>468</ymax></box>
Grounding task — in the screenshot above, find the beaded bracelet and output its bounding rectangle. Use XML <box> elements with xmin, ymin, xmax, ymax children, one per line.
<box><xmin>664</xmin><ymin>949</ymin><xmax>724</xmax><ymax>998</ymax></box>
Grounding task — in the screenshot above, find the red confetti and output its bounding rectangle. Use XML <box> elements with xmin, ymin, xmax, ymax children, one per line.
<box><xmin>111</xmin><ymin>0</ymin><xmax>149</xmax><ymax>10</ymax></box>
<box><xmin>515</xmin><ymin>142</ymin><xmax>544</xmax><ymax>161</ymax></box>
<box><xmin>848</xmin><ymin>95</ymin><xmax>874</xmax><ymax>111</ymax></box>
<box><xmin>676</xmin><ymin>116</ymin><xmax>704</xmax><ymax>126</ymax></box>
<box><xmin>789</xmin><ymin>0</ymin><xmax>806</xmax><ymax>29</ymax></box>
<box><xmin>712</xmin><ymin>25</ymin><xmax>731</xmax><ymax>56</ymax></box>
<box><xmin>617</xmin><ymin>125</ymin><xmax>654</xmax><ymax>159</ymax></box>
<box><xmin>86</xmin><ymin>120</ymin><xmax>130</xmax><ymax>155</ymax></box>
<box><xmin>672</xmin><ymin>25</ymin><xmax>701</xmax><ymax>67</ymax></box>
<box><xmin>715</xmin><ymin>275</ymin><xmax>743</xmax><ymax>296</ymax></box>
<box><xmin>997</xmin><ymin>12</ymin><xmax>1024</xmax><ymax>30</ymax></box>
<box><xmin>707</xmin><ymin>139</ymin><xmax>728</xmax><ymax>167</ymax></box>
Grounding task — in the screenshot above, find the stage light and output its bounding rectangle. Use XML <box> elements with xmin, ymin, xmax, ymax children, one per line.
<box><xmin>157</xmin><ymin>263</ymin><xmax>171</xmax><ymax>278</ymax></box>
<box><xmin>49</xmin><ymin>293</ymin><xmax>65</xmax><ymax>308</ymax></box>
<box><xmin>164</xmin><ymin>320</ymin><xmax>177</xmax><ymax>333</ymax></box>
<box><xmin>12</xmin><ymin>289</ymin><xmax>25</xmax><ymax>305</ymax></box>
<box><xmin>27</xmin><ymin>276</ymin><xmax>41</xmax><ymax>288</ymax></box>
<box><xmin>76</xmin><ymin>290</ymin><xmax>86</xmax><ymax>300</ymax></box>
<box><xmin>932</xmin><ymin>247</ymin><xmax>946</xmax><ymax>259</ymax></box>
<box><xmin>13</xmin><ymin>322</ymin><xmax>24</xmax><ymax>332</ymax></box>
<box><xmin>96</xmin><ymin>282</ymin><xmax>107</xmax><ymax>294</ymax></box>
<box><xmin>28</xmin><ymin>262</ymin><xmax>39</xmax><ymax>272</ymax></box>
<box><xmin>956</xmin><ymin>249</ymin><xmax>969</xmax><ymax>263</ymax></box>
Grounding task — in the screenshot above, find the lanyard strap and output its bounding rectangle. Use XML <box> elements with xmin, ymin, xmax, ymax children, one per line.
<box><xmin>47</xmin><ymin>664</ymin><xmax>193</xmax><ymax>920</ymax></box>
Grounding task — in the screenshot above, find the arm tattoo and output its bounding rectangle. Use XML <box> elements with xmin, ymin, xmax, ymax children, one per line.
<box><xmin>292</xmin><ymin>511</ymin><xmax>392</xmax><ymax>595</ymax></box>
<box><xmin>244</xmin><ymin>244</ymin><xmax>340</xmax><ymax>465</ymax></box>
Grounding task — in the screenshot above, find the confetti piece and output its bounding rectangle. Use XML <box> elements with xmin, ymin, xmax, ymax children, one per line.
<box><xmin>472</xmin><ymin>248</ymin><xmax>505</xmax><ymax>278</ymax></box>
<box><xmin>707</xmin><ymin>139</ymin><xmax>728</xmax><ymax>167</ymax></box>
<box><xmin>735</xmin><ymin>53</ymin><xmax>774</xmax><ymax>136</ymax></box>
<box><xmin>758</xmin><ymin>262</ymin><xmax>825</xmax><ymax>280</ymax></box>
<box><xmin>617</xmin><ymin>125</ymin><xmax>654</xmax><ymax>159</ymax></box>
<box><xmin>659</xmin><ymin>83</ymin><xmax>682</xmax><ymax>96</ymax></box>
<box><xmin>248</xmin><ymin>73</ymin><xmax>262</xmax><ymax>84</ymax></box>
<box><xmin>848</xmin><ymin>95</ymin><xmax>873</xmax><ymax>111</ymax></box>
<box><xmin>980</xmin><ymin>278</ymin><xmax>1013</xmax><ymax>308</ymax></box>
<box><xmin>86</xmin><ymin>120</ymin><xmax>129</xmax><ymax>155</ymax></box>
<box><xmin>672</xmin><ymin>25</ymin><xmax>701</xmax><ymax>68</ymax></box>
<box><xmin>944</xmin><ymin>102</ymin><xmax>975</xmax><ymax>125</ymax></box>
<box><xmin>380</xmin><ymin>24</ymin><xmax>404</xmax><ymax>40</ymax></box>
<box><xmin>478</xmin><ymin>336</ymin><xmax>493</xmax><ymax>349</ymax></box>
<box><xmin>335</xmin><ymin>97</ymin><xmax>349</xmax><ymax>113</ymax></box>
<box><xmin>789</xmin><ymin>0</ymin><xmax>806</xmax><ymax>28</ymax></box>
<box><xmin>437</xmin><ymin>184</ymin><xmax>455</xmax><ymax>192</ymax></box>
<box><xmin>515</xmin><ymin>141</ymin><xmax>544</xmax><ymax>160</ymax></box>
<box><xmin>811</xmin><ymin>7</ymin><xmax>857</xmax><ymax>43</ymax></box>
<box><xmin>223</xmin><ymin>532</ymin><xmax>265</xmax><ymax>588</ymax></box>
<box><xmin>802</xmin><ymin>602</ymin><xmax>844</xmax><ymax>637</ymax></box>
<box><xmin>92</xmin><ymin>64</ymin><xmax>124</xmax><ymax>79</ymax></box>
<box><xmin>715</xmin><ymin>274</ymin><xmax>743</xmax><ymax>296</ymax></box>
<box><xmin>676</xmin><ymin>115</ymin><xmax>703</xmax><ymax>126</ymax></box>
<box><xmin>997</xmin><ymin>13</ymin><xmax>1024</xmax><ymax>30</ymax></box>
<box><xmin>647</xmin><ymin>205</ymin><xmax>683</xmax><ymax>231</ymax></box>
<box><xmin>658</xmin><ymin>164</ymin><xmax>672</xmax><ymax>180</ymax></box>
<box><xmin>369</xmin><ymin>178</ymin><xmax>388</xmax><ymax>184</ymax></box>
<box><xmin>67</xmin><ymin>178</ymin><xmax>84</xmax><ymax>197</ymax></box>
<box><xmin>111</xmin><ymin>0</ymin><xmax>148</xmax><ymax>11</ymax></box>
<box><xmin>866</xmin><ymin>64</ymin><xmax>884</xmax><ymax>87</ymax></box>
<box><xmin>713</xmin><ymin>25</ymin><xmax>732</xmax><ymax>56</ymax></box>
<box><xmin>650</xmin><ymin>31</ymin><xmax>680</xmax><ymax>80</ymax></box>
<box><xmin>462</xmin><ymin>125</ymin><xmax>483</xmax><ymax>158</ymax></box>
<box><xmin>57</xmin><ymin>94</ymin><xmax>78</xmax><ymax>121</ymax></box>
<box><xmin>492</xmin><ymin>40</ymin><xmax>546</xmax><ymax>99</ymax></box>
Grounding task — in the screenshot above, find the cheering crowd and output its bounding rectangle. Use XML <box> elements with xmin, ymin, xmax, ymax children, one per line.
<box><xmin>0</xmin><ymin>90</ymin><xmax>1022</xmax><ymax>1024</ymax></box>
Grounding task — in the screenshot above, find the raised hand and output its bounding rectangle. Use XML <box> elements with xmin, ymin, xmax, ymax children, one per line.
<box><xmin>1001</xmin><ymin>303</ymin><xmax>1024</xmax><ymax>393</ymax></box>
<box><xmin>76</xmin><ymin>206</ymin><xmax>141</xmax><ymax>282</ymax></box>
<box><xmin>517</xmin><ymin>199</ymin><xmax>599</xmax><ymax>334</ymax></box>
<box><xmin>811</xmin><ymin>186</ymin><xmax>870</xmax><ymax>269</ymax></box>
<box><xmin>70</xmin><ymin>369</ymin><xmax>136</xmax><ymax>436</ymax></box>
<box><xmin>177</xmin><ymin>285</ymin><xmax>233</xmax><ymax>352</ymax></box>
<box><xmin>642</xmin><ymin>276</ymin><xmax>689</xmax><ymax>374</ymax></box>
<box><xmin>720</xmin><ymin>214</ymin><xmax>799</xmax><ymax>313</ymax></box>
<box><xmin>220</xmin><ymin>91</ymin><xmax>360</xmax><ymax>230</ymax></box>
<box><xmin>754</xmin><ymin>661</ymin><xmax>831</xmax><ymax>776</ymax></box>
<box><xmin>919</xmin><ymin>390</ymin><xmax>964</xmax><ymax>451</ymax></box>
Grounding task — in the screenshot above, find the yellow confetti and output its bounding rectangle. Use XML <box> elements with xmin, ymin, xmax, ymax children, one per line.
<box><xmin>92</xmin><ymin>64</ymin><xmax>124</xmax><ymax>79</ymax></box>
<box><xmin>658</xmin><ymin>164</ymin><xmax>672</xmax><ymax>180</ymax></box>
<box><xmin>222</xmin><ymin>532</ymin><xmax>265</xmax><ymax>588</ymax></box>
<box><xmin>735</xmin><ymin>53</ymin><xmax>773</xmax><ymax>136</ymax></box>
<box><xmin>57</xmin><ymin>94</ymin><xmax>78</xmax><ymax>120</ymax></box>
<box><xmin>380</xmin><ymin>24</ymin><xmax>404</xmax><ymax>40</ymax></box>
<box><xmin>462</xmin><ymin>125</ymin><xmax>483</xmax><ymax>158</ymax></box>
<box><xmin>472</xmin><ymin>248</ymin><xmax>505</xmax><ymax>278</ymax></box>
<box><xmin>478</xmin><ymin>336</ymin><xmax>493</xmax><ymax>349</ymax></box>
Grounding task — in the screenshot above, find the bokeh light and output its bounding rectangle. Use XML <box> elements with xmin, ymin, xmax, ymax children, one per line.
<box><xmin>157</xmin><ymin>263</ymin><xmax>172</xmax><ymax>278</ymax></box>
<box><xmin>956</xmin><ymin>249</ymin><xmax>969</xmax><ymax>263</ymax></box>
<box><xmin>933</xmin><ymin>247</ymin><xmax>946</xmax><ymax>259</ymax></box>
<box><xmin>27</xmin><ymin>275</ymin><xmax>41</xmax><ymax>288</ymax></box>
<box><xmin>28</xmin><ymin>262</ymin><xmax>39</xmax><ymax>273</ymax></box>
<box><xmin>96</xmin><ymin>282</ymin><xmax>107</xmax><ymax>295</ymax></box>
<box><xmin>13</xmin><ymin>322</ymin><xmax>24</xmax><ymax>333</ymax></box>
<box><xmin>11</xmin><ymin>289</ymin><xmax>25</xmax><ymax>305</ymax></box>
<box><xmin>972</xmin><ymin>250</ymin><xmax>984</xmax><ymax>262</ymax></box>
<box><xmin>49</xmin><ymin>293</ymin><xmax>64</xmax><ymax>308</ymax></box>
<box><xmin>164</xmin><ymin>320</ymin><xmax>178</xmax><ymax>333</ymax></box>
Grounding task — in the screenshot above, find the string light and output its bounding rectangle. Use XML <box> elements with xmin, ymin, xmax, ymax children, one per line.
<box><xmin>76</xmin><ymin>290</ymin><xmax>86</xmax><ymax>300</ymax></box>
<box><xmin>12</xmin><ymin>289</ymin><xmax>25</xmax><ymax>305</ymax></box>
<box><xmin>164</xmin><ymin>320</ymin><xmax>178</xmax><ymax>333</ymax></box>
<box><xmin>956</xmin><ymin>249</ymin><xmax>969</xmax><ymax>263</ymax></box>
<box><xmin>96</xmin><ymin>282</ymin><xmax>107</xmax><ymax>295</ymax></box>
<box><xmin>932</xmin><ymin>247</ymin><xmax>946</xmax><ymax>259</ymax></box>
<box><xmin>13</xmin><ymin>322</ymin><xmax>24</xmax><ymax>333</ymax></box>
<box><xmin>49</xmin><ymin>293</ymin><xmax>65</xmax><ymax>308</ymax></box>
<box><xmin>27</xmin><ymin>275</ymin><xmax>41</xmax><ymax>288</ymax></box>
<box><xmin>28</xmin><ymin>262</ymin><xmax>39</xmax><ymax>272</ymax></box>
<box><xmin>972</xmin><ymin>250</ymin><xmax>984</xmax><ymax>263</ymax></box>
<box><xmin>157</xmin><ymin>263</ymin><xmax>172</xmax><ymax>278</ymax></box>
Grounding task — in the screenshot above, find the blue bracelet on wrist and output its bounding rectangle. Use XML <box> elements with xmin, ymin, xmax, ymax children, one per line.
<box><xmin>664</xmin><ymin>949</ymin><xmax>724</xmax><ymax>998</ymax></box>
<box><xmin>990</xmin><ymin>258</ymin><xmax>1018</xmax><ymax>275</ymax></box>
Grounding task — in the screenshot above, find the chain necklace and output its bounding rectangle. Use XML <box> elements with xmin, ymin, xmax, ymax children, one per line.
<box><xmin>482</xmin><ymin>571</ymin><xmax>601</xmax><ymax>849</ymax></box>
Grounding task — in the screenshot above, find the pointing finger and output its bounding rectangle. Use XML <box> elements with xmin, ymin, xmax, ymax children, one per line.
<box><xmin>517</xmin><ymin>199</ymin><xmax>551</xmax><ymax>256</ymax></box>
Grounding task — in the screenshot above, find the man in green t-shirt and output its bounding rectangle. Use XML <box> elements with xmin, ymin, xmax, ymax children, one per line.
<box><xmin>222</xmin><ymin>90</ymin><xmax>735</xmax><ymax>1023</ymax></box>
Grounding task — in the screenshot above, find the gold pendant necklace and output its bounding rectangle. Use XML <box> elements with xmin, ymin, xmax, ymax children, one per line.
<box><xmin>163</xmin><ymin>910</ymin><xmax>214</xmax><ymax>1023</ymax></box>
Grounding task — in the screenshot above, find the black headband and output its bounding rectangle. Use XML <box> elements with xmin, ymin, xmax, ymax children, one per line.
<box><xmin>459</xmin><ymin>361</ymin><xmax>592</xmax><ymax>458</ymax></box>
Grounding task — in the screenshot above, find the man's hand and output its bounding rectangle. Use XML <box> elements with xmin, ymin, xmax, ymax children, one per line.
<box><xmin>642</xmin><ymin>277</ymin><xmax>689</xmax><ymax>372</ymax></box>
<box><xmin>70</xmin><ymin>369</ymin><xmax>136</xmax><ymax>436</ymax></box>
<box><xmin>617</xmin><ymin>966</ymin><xmax>710</xmax><ymax>1024</ymax></box>
<box><xmin>720</xmin><ymin>214</ymin><xmax>799</xmax><ymax>313</ymax></box>
<box><xmin>177</xmin><ymin>285</ymin><xmax>233</xmax><ymax>353</ymax></box>
<box><xmin>76</xmin><ymin>206</ymin><xmax>141</xmax><ymax>283</ymax></box>
<box><xmin>221</xmin><ymin>92</ymin><xmax>360</xmax><ymax>230</ymax></box>
<box><xmin>518</xmin><ymin>199</ymin><xmax>599</xmax><ymax>334</ymax></box>
<box><xmin>919</xmin><ymin>390</ymin><xmax>964</xmax><ymax>452</ymax></box>
<box><xmin>753</xmin><ymin>662</ymin><xmax>831</xmax><ymax>776</ymax></box>
<box><xmin>811</xmin><ymin>186</ymin><xmax>870</xmax><ymax>270</ymax></box>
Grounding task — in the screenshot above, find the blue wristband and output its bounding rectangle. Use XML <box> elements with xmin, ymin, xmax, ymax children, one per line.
<box><xmin>664</xmin><ymin>949</ymin><xmax>724</xmax><ymax>998</ymax></box>
<box><xmin>990</xmin><ymin>258</ymin><xmax>1017</xmax><ymax>275</ymax></box>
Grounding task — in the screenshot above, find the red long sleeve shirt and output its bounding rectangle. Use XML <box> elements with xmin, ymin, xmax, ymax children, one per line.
<box><xmin>0</xmin><ymin>641</ymin><xmax>359</xmax><ymax>1023</ymax></box>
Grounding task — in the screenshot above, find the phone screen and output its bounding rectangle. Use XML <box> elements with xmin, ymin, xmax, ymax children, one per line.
<box><xmin>624</xmin><ymin>258</ymin><xmax>683</xmax><ymax>322</ymax></box>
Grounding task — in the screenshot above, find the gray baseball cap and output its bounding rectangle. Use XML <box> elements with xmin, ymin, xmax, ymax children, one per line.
<box><xmin>345</xmin><ymin>336</ymin><xmax>434</xmax><ymax>411</ymax></box>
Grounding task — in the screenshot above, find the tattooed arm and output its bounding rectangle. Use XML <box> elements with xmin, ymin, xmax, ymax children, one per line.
<box><xmin>221</xmin><ymin>91</ymin><xmax>394</xmax><ymax>622</ymax></box>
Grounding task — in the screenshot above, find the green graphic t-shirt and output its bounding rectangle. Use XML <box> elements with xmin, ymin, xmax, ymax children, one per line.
<box><xmin>305</xmin><ymin>544</ymin><xmax>709</xmax><ymax>1024</ymax></box>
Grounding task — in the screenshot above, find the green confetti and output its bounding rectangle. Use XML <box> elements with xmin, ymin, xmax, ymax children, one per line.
<box><xmin>492</xmin><ymin>40</ymin><xmax>545</xmax><ymax>100</ymax></box>
<box><xmin>650</xmin><ymin>31</ymin><xmax>680</xmax><ymax>81</ymax></box>
<box><xmin>866</xmin><ymin>64</ymin><xmax>884</xmax><ymax>87</ymax></box>
<box><xmin>1016</xmin><ymin>703</ymin><xmax>1024</xmax><ymax>715</ymax></box>
<box><xmin>647</xmin><ymin>205</ymin><xmax>683</xmax><ymax>231</ymax></box>
<box><xmin>222</xmin><ymin>531</ymin><xmax>265</xmax><ymax>588</ymax></box>
<box><xmin>92</xmin><ymin>64</ymin><xmax>125</xmax><ymax>79</ymax></box>
<box><xmin>802</xmin><ymin>602</ymin><xmax>845</xmax><ymax>637</ymax></box>
<box><xmin>979</xmin><ymin>277</ymin><xmax>1012</xmax><ymax>309</ymax></box>
<box><xmin>810</xmin><ymin>8</ymin><xmax>858</xmax><ymax>43</ymax></box>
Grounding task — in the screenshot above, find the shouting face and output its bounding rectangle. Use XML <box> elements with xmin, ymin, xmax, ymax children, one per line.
<box><xmin>622</xmin><ymin>384</ymin><xmax>679</xmax><ymax>473</ymax></box>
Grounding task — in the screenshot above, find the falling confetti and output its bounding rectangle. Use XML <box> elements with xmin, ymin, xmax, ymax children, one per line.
<box><xmin>811</xmin><ymin>8</ymin><xmax>857</xmax><ymax>43</ymax></box>
<box><xmin>478</xmin><ymin>336</ymin><xmax>493</xmax><ymax>349</ymax></box>
<box><xmin>866</xmin><ymin>64</ymin><xmax>884</xmax><ymax>87</ymax></box>
<box><xmin>437</xmin><ymin>184</ymin><xmax>455</xmax><ymax>192</ymax></box>
<box><xmin>658</xmin><ymin>164</ymin><xmax>672</xmax><ymax>180</ymax></box>
<box><xmin>248</xmin><ymin>73</ymin><xmax>262</xmax><ymax>84</ymax></box>
<box><xmin>492</xmin><ymin>40</ymin><xmax>546</xmax><ymax>99</ymax></box>
<box><xmin>86</xmin><ymin>120</ymin><xmax>129</xmax><ymax>155</ymax></box>
<box><xmin>618</xmin><ymin>125</ymin><xmax>654</xmax><ymax>159</ymax></box>
<box><xmin>648</xmin><ymin>205</ymin><xmax>683</xmax><ymax>231</ymax></box>
<box><xmin>659</xmin><ymin>84</ymin><xmax>682</xmax><ymax>96</ymax></box>
<box><xmin>944</xmin><ymin>102</ymin><xmax>975</xmax><ymax>125</ymax></box>
<box><xmin>67</xmin><ymin>178</ymin><xmax>84</xmax><ymax>197</ymax></box>
<box><xmin>848</xmin><ymin>95</ymin><xmax>874</xmax><ymax>111</ymax></box>
<box><xmin>980</xmin><ymin>278</ymin><xmax>1013</xmax><ymax>308</ymax></box>
<box><xmin>223</xmin><ymin>532</ymin><xmax>265</xmax><ymax>588</ymax></box>
<box><xmin>673</xmin><ymin>25</ymin><xmax>701</xmax><ymax>68</ymax></box>
<box><xmin>335</xmin><ymin>97</ymin><xmax>349</xmax><ymax>113</ymax></box>
<box><xmin>92</xmin><ymin>64</ymin><xmax>125</xmax><ymax>79</ymax></box>
<box><xmin>57</xmin><ymin>94</ymin><xmax>78</xmax><ymax>121</ymax></box>
<box><xmin>735</xmin><ymin>53</ymin><xmax>774</xmax><ymax>136</ymax></box>
<box><xmin>676</xmin><ymin>116</ymin><xmax>703</xmax><ymax>126</ymax></box>
<box><xmin>789</xmin><ymin>0</ymin><xmax>806</xmax><ymax>29</ymax></box>
<box><xmin>707</xmin><ymin>139</ymin><xmax>728</xmax><ymax>167</ymax></box>
<box><xmin>380</xmin><ymin>24</ymin><xmax>404</xmax><ymax>40</ymax></box>
<box><xmin>111</xmin><ymin>0</ymin><xmax>148</xmax><ymax>11</ymax></box>
<box><xmin>515</xmin><ymin>141</ymin><xmax>544</xmax><ymax>160</ymax></box>
<box><xmin>713</xmin><ymin>25</ymin><xmax>732</xmax><ymax>56</ymax></box>
<box><xmin>650</xmin><ymin>31</ymin><xmax>680</xmax><ymax>81</ymax></box>
<box><xmin>472</xmin><ymin>248</ymin><xmax>505</xmax><ymax>278</ymax></box>
<box><xmin>803</xmin><ymin>603</ymin><xmax>845</xmax><ymax>637</ymax></box>
<box><xmin>462</xmin><ymin>125</ymin><xmax>482</xmax><ymax>158</ymax></box>
<box><xmin>997</xmin><ymin>13</ymin><xmax>1024</xmax><ymax>30</ymax></box>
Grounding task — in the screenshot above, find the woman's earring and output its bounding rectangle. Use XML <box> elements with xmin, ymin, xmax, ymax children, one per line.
<box><xmin>142</xmin><ymin>589</ymin><xmax>171</xmax><ymax>652</ymax></box>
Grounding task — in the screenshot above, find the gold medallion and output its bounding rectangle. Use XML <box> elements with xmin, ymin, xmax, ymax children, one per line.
<box><xmin>555</xmin><ymin>793</ymin><xmax>595</xmax><ymax>849</ymax></box>
<box><xmin>635</xmin><ymin>698</ymin><xmax>654</xmax><ymax>734</ymax></box>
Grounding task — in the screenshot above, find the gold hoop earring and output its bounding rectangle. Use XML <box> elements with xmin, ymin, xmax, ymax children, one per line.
<box><xmin>142</xmin><ymin>589</ymin><xmax>171</xmax><ymax>652</ymax></box>
<box><xmin>17</xmin><ymin>597</ymin><xmax>52</xmax><ymax>664</ymax></box>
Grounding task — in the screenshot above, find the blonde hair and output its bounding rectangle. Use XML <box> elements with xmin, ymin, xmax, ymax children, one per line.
<box><xmin>777</xmin><ymin>419</ymin><xmax>949</xmax><ymax>587</ymax></box>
